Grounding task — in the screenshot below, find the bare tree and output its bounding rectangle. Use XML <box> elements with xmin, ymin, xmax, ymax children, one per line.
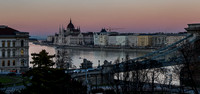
<box><xmin>102</xmin><ymin>57</ymin><xmax>125</xmax><ymax>94</ymax></box>
<box><xmin>178</xmin><ymin>39</ymin><xmax>200</xmax><ymax>94</ymax></box>
<box><xmin>113</xmin><ymin>57</ymin><xmax>121</xmax><ymax>94</ymax></box>
<box><xmin>121</xmin><ymin>54</ymin><xmax>131</xmax><ymax>93</ymax></box>
<box><xmin>155</xmin><ymin>68</ymin><xmax>170</xmax><ymax>93</ymax></box>
<box><xmin>56</xmin><ymin>49</ymin><xmax>72</xmax><ymax>69</ymax></box>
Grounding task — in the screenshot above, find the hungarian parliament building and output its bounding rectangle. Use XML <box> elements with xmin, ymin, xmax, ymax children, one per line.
<box><xmin>47</xmin><ymin>19</ymin><xmax>187</xmax><ymax>48</ymax></box>
<box><xmin>51</xmin><ymin>19</ymin><xmax>93</xmax><ymax>46</ymax></box>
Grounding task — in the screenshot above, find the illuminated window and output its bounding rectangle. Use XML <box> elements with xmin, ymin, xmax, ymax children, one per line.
<box><xmin>8</xmin><ymin>60</ymin><xmax>10</xmax><ymax>66</ymax></box>
<box><xmin>13</xmin><ymin>60</ymin><xmax>15</xmax><ymax>66</ymax></box>
<box><xmin>2</xmin><ymin>61</ymin><xmax>5</xmax><ymax>66</ymax></box>
<box><xmin>2</xmin><ymin>41</ymin><xmax>5</xmax><ymax>47</ymax></box>
<box><xmin>7</xmin><ymin>41</ymin><xmax>10</xmax><ymax>47</ymax></box>
<box><xmin>21</xmin><ymin>49</ymin><xmax>24</xmax><ymax>56</ymax></box>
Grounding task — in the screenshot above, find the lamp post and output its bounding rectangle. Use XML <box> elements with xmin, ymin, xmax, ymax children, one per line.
<box><xmin>98</xmin><ymin>60</ymin><xmax>100</xmax><ymax>68</ymax></box>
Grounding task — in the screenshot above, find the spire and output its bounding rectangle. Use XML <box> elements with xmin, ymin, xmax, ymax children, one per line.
<box><xmin>62</xmin><ymin>24</ymin><xmax>64</xmax><ymax>30</ymax></box>
<box><xmin>59</xmin><ymin>25</ymin><xmax>61</xmax><ymax>34</ymax></box>
<box><xmin>59</xmin><ymin>25</ymin><xmax>60</xmax><ymax>30</ymax></box>
<box><xmin>70</xmin><ymin>18</ymin><xmax>72</xmax><ymax>23</ymax></box>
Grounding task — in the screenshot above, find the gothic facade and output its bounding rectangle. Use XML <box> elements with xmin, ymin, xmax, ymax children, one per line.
<box><xmin>52</xmin><ymin>19</ymin><xmax>93</xmax><ymax>46</ymax></box>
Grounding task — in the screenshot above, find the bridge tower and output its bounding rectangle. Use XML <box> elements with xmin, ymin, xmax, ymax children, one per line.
<box><xmin>185</xmin><ymin>23</ymin><xmax>200</xmax><ymax>41</ymax></box>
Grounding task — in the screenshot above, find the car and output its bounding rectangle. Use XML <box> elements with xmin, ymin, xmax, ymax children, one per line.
<box><xmin>73</xmin><ymin>69</ymin><xmax>81</xmax><ymax>73</ymax></box>
<box><xmin>81</xmin><ymin>69</ymin><xmax>87</xmax><ymax>73</ymax></box>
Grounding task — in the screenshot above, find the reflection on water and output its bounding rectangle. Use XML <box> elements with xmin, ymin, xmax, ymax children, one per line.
<box><xmin>29</xmin><ymin>42</ymin><xmax>150</xmax><ymax>68</ymax></box>
<box><xmin>29</xmin><ymin>42</ymin><xmax>56</xmax><ymax>67</ymax></box>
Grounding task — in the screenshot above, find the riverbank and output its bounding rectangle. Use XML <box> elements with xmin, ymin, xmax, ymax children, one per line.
<box><xmin>29</xmin><ymin>42</ymin><xmax>153</xmax><ymax>67</ymax></box>
<box><xmin>33</xmin><ymin>42</ymin><xmax>156</xmax><ymax>52</ymax></box>
<box><xmin>58</xmin><ymin>46</ymin><xmax>155</xmax><ymax>52</ymax></box>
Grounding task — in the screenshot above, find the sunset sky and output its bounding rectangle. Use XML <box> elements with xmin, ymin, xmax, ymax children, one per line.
<box><xmin>1</xmin><ymin>0</ymin><xmax>200</xmax><ymax>37</ymax></box>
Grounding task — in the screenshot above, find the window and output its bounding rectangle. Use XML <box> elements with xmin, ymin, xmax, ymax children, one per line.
<box><xmin>7</xmin><ymin>41</ymin><xmax>10</xmax><ymax>47</ymax></box>
<box><xmin>13</xmin><ymin>60</ymin><xmax>15</xmax><ymax>66</ymax></box>
<box><xmin>12</xmin><ymin>49</ymin><xmax>15</xmax><ymax>57</ymax></box>
<box><xmin>13</xmin><ymin>41</ymin><xmax>15</xmax><ymax>47</ymax></box>
<box><xmin>7</xmin><ymin>60</ymin><xmax>10</xmax><ymax>66</ymax></box>
<box><xmin>2</xmin><ymin>41</ymin><xmax>5</xmax><ymax>47</ymax></box>
<box><xmin>2</xmin><ymin>49</ymin><xmax>5</xmax><ymax>57</ymax></box>
<box><xmin>7</xmin><ymin>49</ymin><xmax>10</xmax><ymax>57</ymax></box>
<box><xmin>21</xmin><ymin>40</ymin><xmax>24</xmax><ymax>47</ymax></box>
<box><xmin>2</xmin><ymin>61</ymin><xmax>5</xmax><ymax>66</ymax></box>
<box><xmin>21</xmin><ymin>49</ymin><xmax>24</xmax><ymax>56</ymax></box>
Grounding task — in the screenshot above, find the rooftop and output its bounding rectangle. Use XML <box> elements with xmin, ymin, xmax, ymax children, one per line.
<box><xmin>185</xmin><ymin>23</ymin><xmax>200</xmax><ymax>31</ymax></box>
<box><xmin>0</xmin><ymin>25</ymin><xmax>19</xmax><ymax>35</ymax></box>
<box><xmin>188</xmin><ymin>23</ymin><xmax>200</xmax><ymax>25</ymax></box>
<box><xmin>0</xmin><ymin>25</ymin><xmax>29</xmax><ymax>38</ymax></box>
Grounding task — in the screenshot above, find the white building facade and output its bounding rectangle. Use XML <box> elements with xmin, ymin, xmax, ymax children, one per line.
<box><xmin>152</xmin><ymin>34</ymin><xmax>167</xmax><ymax>47</ymax></box>
<box><xmin>108</xmin><ymin>35</ymin><xmax>117</xmax><ymax>46</ymax></box>
<box><xmin>0</xmin><ymin>25</ymin><xmax>29</xmax><ymax>73</ymax></box>
<box><xmin>166</xmin><ymin>34</ymin><xmax>186</xmax><ymax>45</ymax></box>
<box><xmin>127</xmin><ymin>34</ymin><xmax>138</xmax><ymax>47</ymax></box>
<box><xmin>93</xmin><ymin>29</ymin><xmax>109</xmax><ymax>46</ymax></box>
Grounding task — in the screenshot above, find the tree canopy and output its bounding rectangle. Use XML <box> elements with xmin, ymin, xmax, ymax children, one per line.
<box><xmin>19</xmin><ymin>50</ymin><xmax>87</xmax><ymax>94</ymax></box>
<box><xmin>21</xmin><ymin>68</ymin><xmax>87</xmax><ymax>94</ymax></box>
<box><xmin>31</xmin><ymin>50</ymin><xmax>55</xmax><ymax>68</ymax></box>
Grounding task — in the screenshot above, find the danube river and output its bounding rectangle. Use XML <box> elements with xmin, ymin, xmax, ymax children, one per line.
<box><xmin>29</xmin><ymin>42</ymin><xmax>180</xmax><ymax>85</ymax></box>
<box><xmin>29</xmin><ymin>42</ymin><xmax>151</xmax><ymax>68</ymax></box>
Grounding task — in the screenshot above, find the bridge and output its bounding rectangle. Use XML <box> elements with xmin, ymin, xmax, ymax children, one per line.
<box><xmin>111</xmin><ymin>24</ymin><xmax>200</xmax><ymax>73</ymax></box>
<box><xmin>70</xmin><ymin>23</ymin><xmax>200</xmax><ymax>85</ymax></box>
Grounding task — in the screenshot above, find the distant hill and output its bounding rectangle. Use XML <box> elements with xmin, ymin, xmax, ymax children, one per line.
<box><xmin>30</xmin><ymin>36</ymin><xmax>47</xmax><ymax>40</ymax></box>
<box><xmin>29</xmin><ymin>38</ymin><xmax>38</xmax><ymax>41</ymax></box>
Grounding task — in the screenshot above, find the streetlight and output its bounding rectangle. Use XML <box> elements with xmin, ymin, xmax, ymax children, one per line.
<box><xmin>98</xmin><ymin>60</ymin><xmax>100</xmax><ymax>68</ymax></box>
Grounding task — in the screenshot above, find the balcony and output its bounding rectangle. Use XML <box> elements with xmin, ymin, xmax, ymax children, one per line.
<box><xmin>0</xmin><ymin>45</ymin><xmax>29</xmax><ymax>48</ymax></box>
<box><xmin>0</xmin><ymin>55</ymin><xmax>29</xmax><ymax>59</ymax></box>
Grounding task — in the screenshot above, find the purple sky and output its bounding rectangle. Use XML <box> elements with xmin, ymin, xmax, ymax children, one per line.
<box><xmin>1</xmin><ymin>0</ymin><xmax>200</xmax><ymax>37</ymax></box>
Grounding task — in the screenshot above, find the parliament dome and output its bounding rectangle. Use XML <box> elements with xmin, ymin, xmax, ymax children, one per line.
<box><xmin>67</xmin><ymin>19</ymin><xmax>75</xmax><ymax>29</ymax></box>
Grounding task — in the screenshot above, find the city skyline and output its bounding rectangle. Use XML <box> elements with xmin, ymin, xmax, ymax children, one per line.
<box><xmin>1</xmin><ymin>0</ymin><xmax>200</xmax><ymax>37</ymax></box>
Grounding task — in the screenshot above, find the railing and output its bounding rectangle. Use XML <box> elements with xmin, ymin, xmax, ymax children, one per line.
<box><xmin>71</xmin><ymin>71</ymin><xmax>101</xmax><ymax>78</ymax></box>
<box><xmin>151</xmin><ymin>35</ymin><xmax>198</xmax><ymax>60</ymax></box>
<box><xmin>111</xmin><ymin>34</ymin><xmax>198</xmax><ymax>72</ymax></box>
<box><xmin>0</xmin><ymin>55</ymin><xmax>29</xmax><ymax>59</ymax></box>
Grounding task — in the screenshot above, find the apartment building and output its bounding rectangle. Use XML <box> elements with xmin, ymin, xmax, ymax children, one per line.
<box><xmin>0</xmin><ymin>25</ymin><xmax>29</xmax><ymax>73</ymax></box>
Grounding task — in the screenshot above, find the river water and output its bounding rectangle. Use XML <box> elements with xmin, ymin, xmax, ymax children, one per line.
<box><xmin>29</xmin><ymin>42</ymin><xmax>151</xmax><ymax>68</ymax></box>
<box><xmin>29</xmin><ymin>42</ymin><xmax>180</xmax><ymax>85</ymax></box>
